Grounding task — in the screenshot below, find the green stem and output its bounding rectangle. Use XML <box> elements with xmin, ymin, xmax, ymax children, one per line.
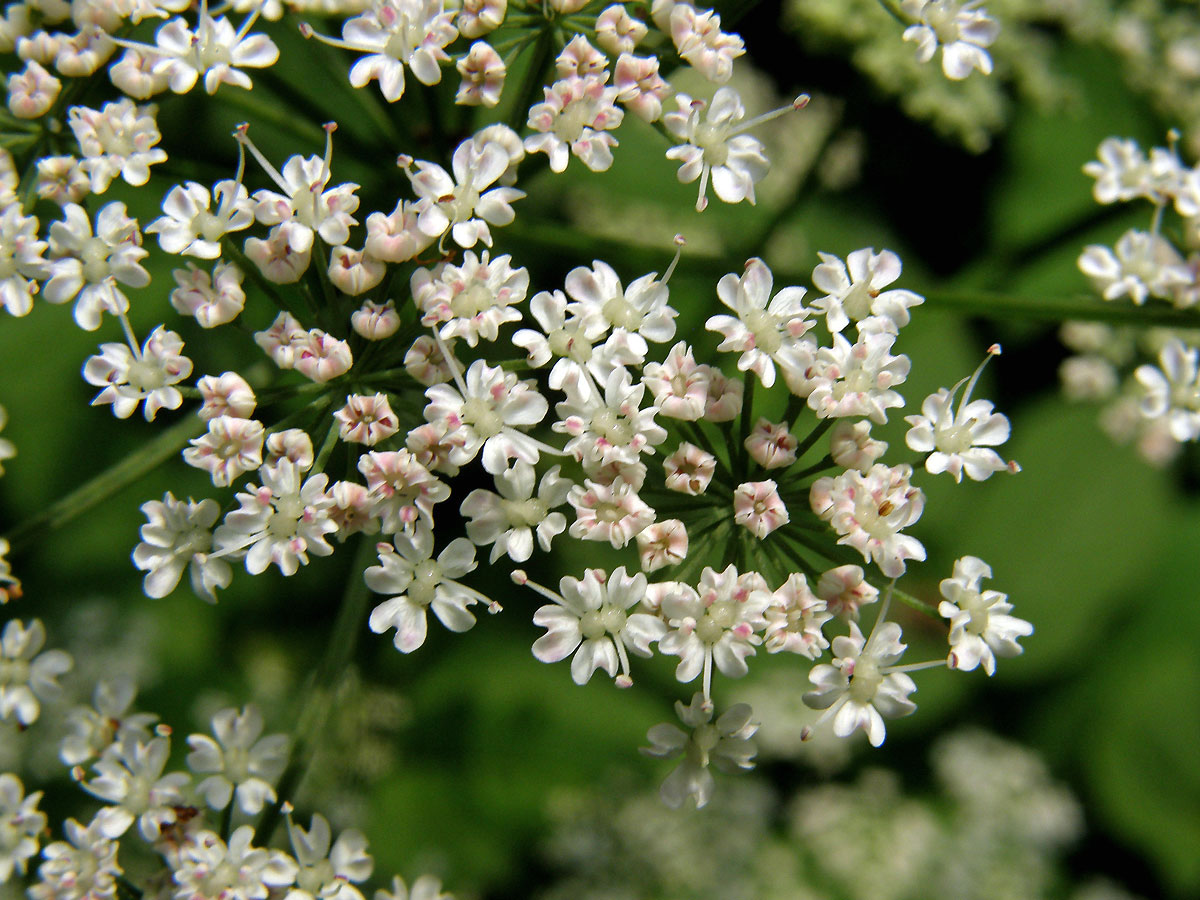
<box><xmin>3</xmin><ymin>414</ymin><xmax>206</xmax><ymax>551</ymax></box>
<box><xmin>253</xmin><ymin>533</ymin><xmax>376</xmax><ymax>845</ymax></box>
<box><xmin>918</xmin><ymin>290</ymin><xmax>1200</xmax><ymax>327</ymax></box>
<box><xmin>891</xmin><ymin>585</ymin><xmax>941</xmax><ymax>618</ymax></box>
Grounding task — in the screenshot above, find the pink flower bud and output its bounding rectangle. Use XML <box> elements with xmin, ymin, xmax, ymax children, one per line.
<box><xmin>8</xmin><ymin>61</ymin><xmax>60</xmax><ymax>119</ymax></box>
<box><xmin>335</xmin><ymin>393</ymin><xmax>399</xmax><ymax>446</ymax></box>
<box><xmin>294</xmin><ymin>330</ymin><xmax>353</xmax><ymax>383</ymax></box>
<box><xmin>636</xmin><ymin>518</ymin><xmax>688</xmax><ymax>572</ymax></box>
<box><xmin>351</xmin><ymin>300</ymin><xmax>401</xmax><ymax>341</ymax></box>
<box><xmin>829</xmin><ymin>420</ymin><xmax>888</xmax><ymax>472</ymax></box>
<box><xmin>327</xmin><ymin>245</ymin><xmax>385</xmax><ymax>295</ymax></box>
<box><xmin>815</xmin><ymin>564</ymin><xmax>878</xmax><ymax>620</ymax></box>
<box><xmin>197</xmin><ymin>372</ymin><xmax>256</xmax><ymax>420</ymax></box>
<box><xmin>733</xmin><ymin>480</ymin><xmax>789</xmax><ymax>539</ymax></box>
<box><xmin>744</xmin><ymin>418</ymin><xmax>798</xmax><ymax>469</ymax></box>
<box><xmin>663</xmin><ymin>442</ymin><xmax>716</xmax><ymax>495</ymax></box>
<box><xmin>266</xmin><ymin>429</ymin><xmax>314</xmax><ymax>471</ymax></box>
<box><xmin>704</xmin><ymin>369</ymin><xmax>743</xmax><ymax>421</ymax></box>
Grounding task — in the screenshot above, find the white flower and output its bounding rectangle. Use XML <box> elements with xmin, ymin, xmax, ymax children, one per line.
<box><xmin>59</xmin><ymin>677</ymin><xmax>157</xmax><ymax>766</ymax></box>
<box><xmin>810</xmin><ymin>248</ymin><xmax>924</xmax><ymax>334</ymax></box>
<box><xmin>1135</xmin><ymin>337</ymin><xmax>1200</xmax><ymax>441</ymax></box>
<box><xmin>373</xmin><ymin>875</ymin><xmax>451</xmax><ymax>900</ymax></box>
<box><xmin>760</xmin><ymin>573</ymin><xmax>831</xmax><ymax>657</ymax></box>
<box><xmin>81</xmin><ymin>735</ymin><xmax>189</xmax><ymax>840</ymax></box>
<box><xmin>133</xmin><ymin>492</ymin><xmax>231</xmax><ymax>601</ymax></box>
<box><xmin>667</xmin><ymin>4</ymin><xmax>744</xmax><ymax>83</ymax></box>
<box><xmin>554</xmin><ymin>366</ymin><xmax>666</xmax><ymax>472</ymax></box>
<box><xmin>147</xmin><ymin>180</ymin><xmax>254</xmax><ymax>258</ymax></box>
<box><xmin>184</xmin><ymin>416</ymin><xmax>265</xmax><ymax>488</ymax></box>
<box><xmin>0</xmin><ymin>618</ymin><xmax>72</xmax><ymax>725</ymax></box>
<box><xmin>1083</xmin><ymin>137</ymin><xmax>1159</xmax><ymax>205</ymax></box>
<box><xmin>29</xmin><ymin>815</ymin><xmax>122</xmax><ymax>900</ymax></box>
<box><xmin>306</xmin><ymin>0</ymin><xmax>457</xmax><ymax>103</ymax></box>
<box><xmin>643</xmin><ymin>342</ymin><xmax>710</xmax><ymax>420</ymax></box>
<box><xmin>810</xmin><ymin>464</ymin><xmax>926</xmax><ymax>578</ymax></box>
<box><xmin>0</xmin><ymin>774</ymin><xmax>45</xmax><ymax>881</ymax></box>
<box><xmin>664</xmin><ymin>89</ymin><xmax>800</xmax><ymax>211</ymax></box>
<box><xmin>938</xmin><ymin>556</ymin><xmax>1032</xmax><ymax>674</ymax></box>
<box><xmin>67</xmin><ymin>99</ymin><xmax>167</xmax><ymax>193</ymax></box>
<box><xmin>358</xmin><ymin>450</ymin><xmax>450</xmax><ymax>533</ymax></box>
<box><xmin>1078</xmin><ymin>229</ymin><xmax>1191</xmax><ymax>306</ymax></box>
<box><xmin>706</xmin><ymin>257</ymin><xmax>813</xmax><ymax>388</ymax></box>
<box><xmin>83</xmin><ymin>325</ymin><xmax>193</xmax><ymax>420</ymax></box>
<box><xmin>658</xmin><ymin>567</ymin><xmax>770</xmax><ymax>695</ymax></box>
<box><xmin>214</xmin><ymin>460</ymin><xmax>337</xmax><ymax>576</ymax></box>
<box><xmin>743</xmin><ymin>418</ymin><xmax>797</xmax><ymax>469</ymax></box>
<box><xmin>147</xmin><ymin>9</ymin><xmax>279</xmax><ymax>94</ymax></box>
<box><xmin>803</xmin><ymin>320</ymin><xmax>910</xmax><ymax>425</ymax></box>
<box><xmin>900</xmin><ymin>0</ymin><xmax>1000</xmax><ymax>80</ymax></box>
<box><xmin>411</xmin><ymin>251</ymin><xmax>527</xmax><ymax>345</ymax></box>
<box><xmin>905</xmin><ymin>348</ymin><xmax>1011</xmax><ymax>481</ymax></box>
<box><xmin>405</xmin><ymin>140</ymin><xmax>524</xmax><ymax>249</ymax></box>
<box><xmin>732</xmin><ymin>480</ymin><xmax>789</xmax><ymax>538</ymax></box>
<box><xmin>455</xmin><ymin>41</ymin><xmax>505</xmax><ymax>107</ymax></box>
<box><xmin>563</xmin><ymin>258</ymin><xmax>677</xmax><ymax>345</ymax></box>
<box><xmin>640</xmin><ymin>693</ymin><xmax>757</xmax><ymax>809</ymax></box>
<box><xmin>525</xmin><ymin>566</ymin><xmax>665</xmax><ymax>686</ymax></box>
<box><xmin>335</xmin><ymin>393</ymin><xmax>400</xmax><ymax>446</ymax></box>
<box><xmin>43</xmin><ymin>201</ymin><xmax>150</xmax><ymax>331</ymax></box>
<box><xmin>566</xmin><ymin>476</ymin><xmax>654</xmax><ymax>548</ymax></box>
<box><xmin>172</xmin><ymin>827</ymin><xmax>298</xmax><ymax>900</ymax></box>
<box><xmin>524</xmin><ymin>75</ymin><xmax>624</xmax><ymax>173</ymax></box>
<box><xmin>365</xmin><ymin>526</ymin><xmax>486</xmax><ymax>653</ymax></box>
<box><xmin>284</xmin><ymin>812</ymin><xmax>372</xmax><ymax>900</ymax></box>
<box><xmin>423</xmin><ymin>359</ymin><xmax>548</xmax><ymax>474</ymax></box>
<box><xmin>170</xmin><ymin>261</ymin><xmax>247</xmax><ymax>327</ymax></box>
<box><xmin>460</xmin><ymin>462</ymin><xmax>570</xmax><ymax>563</ymax></box>
<box><xmin>239</xmin><ymin>127</ymin><xmax>360</xmax><ymax>254</ymax></box>
<box><xmin>0</xmin><ymin>204</ymin><xmax>50</xmax><ymax>317</ymax></box>
<box><xmin>7</xmin><ymin>60</ymin><xmax>60</xmax><ymax>119</ymax></box>
<box><xmin>328</xmin><ymin>243</ymin><xmax>386</xmax><ymax>295</ymax></box>
<box><xmin>803</xmin><ymin>620</ymin><xmax>917</xmax><ymax>747</ymax></box>
<box><xmin>187</xmin><ymin>705</ymin><xmax>288</xmax><ymax>815</ymax></box>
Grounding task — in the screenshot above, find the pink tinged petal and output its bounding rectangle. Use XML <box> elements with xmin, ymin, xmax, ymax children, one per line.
<box><xmin>232</xmin><ymin>34</ymin><xmax>279</xmax><ymax>68</ymax></box>
<box><xmin>532</xmin><ymin>618</ymin><xmax>584</xmax><ymax>665</ymax></box>
<box><xmin>570</xmin><ymin>638</ymin><xmax>617</xmax><ymax>684</ymax></box>
<box><xmin>389</xmin><ymin>601</ymin><xmax>428</xmax><ymax>652</ymax></box>
<box><xmin>431</xmin><ymin>594</ymin><xmax>476</xmax><ymax>632</ymax></box>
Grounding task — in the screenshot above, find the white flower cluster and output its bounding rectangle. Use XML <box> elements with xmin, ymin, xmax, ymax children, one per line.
<box><xmin>0</xmin><ymin>634</ymin><xmax>451</xmax><ymax>900</ymax></box>
<box><xmin>1066</xmin><ymin>134</ymin><xmax>1200</xmax><ymax>464</ymax></box>
<box><xmin>0</xmin><ymin>0</ymin><xmax>1024</xmax><ymax>822</ymax></box>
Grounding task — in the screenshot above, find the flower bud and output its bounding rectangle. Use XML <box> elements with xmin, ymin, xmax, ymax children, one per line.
<box><xmin>352</xmin><ymin>300</ymin><xmax>401</xmax><ymax>341</ymax></box>
<box><xmin>328</xmin><ymin>245</ymin><xmax>386</xmax><ymax>295</ymax></box>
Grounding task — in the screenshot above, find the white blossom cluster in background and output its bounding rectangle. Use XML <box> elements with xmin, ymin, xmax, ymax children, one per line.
<box><xmin>0</xmin><ymin>0</ymin><xmax>1028</xmax><ymax>893</ymax></box>
<box><xmin>0</xmin><ymin>638</ymin><xmax>452</xmax><ymax>900</ymax></box>
<box><xmin>1064</xmin><ymin>134</ymin><xmax>1200</xmax><ymax>467</ymax></box>
<box><xmin>541</xmin><ymin>729</ymin><xmax>1139</xmax><ymax>900</ymax></box>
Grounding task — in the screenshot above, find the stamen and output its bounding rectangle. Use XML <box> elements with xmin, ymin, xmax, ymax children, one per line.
<box><xmin>510</xmin><ymin>569</ymin><xmax>565</xmax><ymax>605</ymax></box>
<box><xmin>430</xmin><ymin>328</ymin><xmax>469</xmax><ymax>397</ymax></box>
<box><xmin>957</xmin><ymin>342</ymin><xmax>1001</xmax><ymax>417</ymax></box>
<box><xmin>662</xmin><ymin>234</ymin><xmax>686</xmax><ymax>283</ymax></box>
<box><xmin>116</xmin><ymin>310</ymin><xmax>142</xmax><ymax>360</ymax></box>
<box><xmin>734</xmin><ymin>93</ymin><xmax>810</xmax><ymax>136</ymax></box>
<box><xmin>297</xmin><ymin>21</ymin><xmax>372</xmax><ymax>55</ymax></box>
<box><xmin>864</xmin><ymin>579</ymin><xmax>895</xmax><ymax>651</ymax></box>
<box><xmin>235</xmin><ymin>0</ymin><xmax>267</xmax><ymax>42</ymax></box>
<box><xmin>320</xmin><ymin>121</ymin><xmax>337</xmax><ymax>183</ymax></box>
<box><xmin>233</xmin><ymin>122</ymin><xmax>289</xmax><ymax>194</ymax></box>
<box><xmin>886</xmin><ymin>659</ymin><xmax>949</xmax><ymax>674</ymax></box>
